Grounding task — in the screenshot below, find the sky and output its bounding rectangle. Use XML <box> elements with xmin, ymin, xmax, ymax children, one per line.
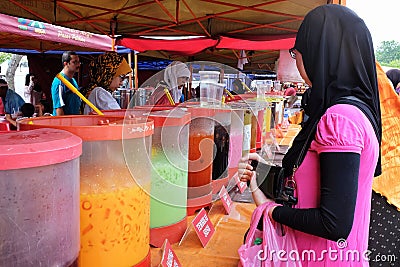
<box><xmin>346</xmin><ymin>0</ymin><xmax>400</xmax><ymax>48</ymax></box>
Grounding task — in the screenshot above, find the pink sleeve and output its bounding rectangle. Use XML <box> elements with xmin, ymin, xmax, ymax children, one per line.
<box><xmin>312</xmin><ymin>111</ymin><xmax>364</xmax><ymax>154</ymax></box>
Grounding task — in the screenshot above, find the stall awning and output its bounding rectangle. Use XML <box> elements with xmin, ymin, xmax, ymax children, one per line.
<box><xmin>0</xmin><ymin>13</ymin><xmax>112</xmax><ymax>52</ymax></box>
<box><xmin>117</xmin><ymin>35</ymin><xmax>295</xmax><ymax>56</ymax></box>
<box><xmin>119</xmin><ymin>37</ymin><xmax>218</xmax><ymax>56</ymax></box>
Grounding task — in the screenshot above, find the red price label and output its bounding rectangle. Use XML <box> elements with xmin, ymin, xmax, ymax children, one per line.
<box><xmin>191</xmin><ymin>208</ymin><xmax>215</xmax><ymax>247</ymax></box>
<box><xmin>160</xmin><ymin>239</ymin><xmax>182</xmax><ymax>267</ymax></box>
<box><xmin>218</xmin><ymin>185</ymin><xmax>232</xmax><ymax>214</ymax></box>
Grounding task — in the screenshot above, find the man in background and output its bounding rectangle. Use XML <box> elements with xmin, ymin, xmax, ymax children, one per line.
<box><xmin>0</xmin><ymin>78</ymin><xmax>25</xmax><ymax>128</ymax></box>
<box><xmin>51</xmin><ymin>51</ymin><xmax>81</xmax><ymax>115</ymax></box>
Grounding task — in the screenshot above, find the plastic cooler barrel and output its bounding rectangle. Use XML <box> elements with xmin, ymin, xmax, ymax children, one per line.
<box><xmin>211</xmin><ymin>107</ymin><xmax>231</xmax><ymax>194</ymax></box>
<box><xmin>89</xmin><ymin>107</ymin><xmax>190</xmax><ymax>247</ymax></box>
<box><xmin>19</xmin><ymin>115</ymin><xmax>154</xmax><ymax>267</ymax></box>
<box><xmin>146</xmin><ymin>109</ymin><xmax>191</xmax><ymax>247</ymax></box>
<box><xmin>185</xmin><ymin>106</ymin><xmax>215</xmax><ymax>216</ymax></box>
<box><xmin>242</xmin><ymin>109</ymin><xmax>252</xmax><ymax>156</ymax></box>
<box><xmin>227</xmin><ymin>109</ymin><xmax>244</xmax><ymax>178</ymax></box>
<box><xmin>0</xmin><ymin>128</ymin><xmax>82</xmax><ymax>267</ymax></box>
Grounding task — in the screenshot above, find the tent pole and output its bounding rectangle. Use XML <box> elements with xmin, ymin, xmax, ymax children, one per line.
<box><xmin>128</xmin><ymin>52</ymin><xmax>133</xmax><ymax>89</ymax></box>
<box><xmin>111</xmin><ymin>38</ymin><xmax>116</xmax><ymax>51</ymax></box>
<box><xmin>134</xmin><ymin>53</ymin><xmax>138</xmax><ymax>89</ymax></box>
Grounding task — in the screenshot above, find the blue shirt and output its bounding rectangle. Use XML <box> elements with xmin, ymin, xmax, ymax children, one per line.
<box><xmin>51</xmin><ymin>72</ymin><xmax>81</xmax><ymax>115</ymax></box>
<box><xmin>2</xmin><ymin>89</ymin><xmax>25</xmax><ymax>114</ymax></box>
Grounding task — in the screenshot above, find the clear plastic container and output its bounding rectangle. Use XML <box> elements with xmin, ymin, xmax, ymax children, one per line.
<box><xmin>86</xmin><ymin>107</ymin><xmax>189</xmax><ymax>247</ymax></box>
<box><xmin>185</xmin><ymin>106</ymin><xmax>216</xmax><ymax>215</ymax></box>
<box><xmin>228</xmin><ymin>109</ymin><xmax>244</xmax><ymax>175</ymax></box>
<box><xmin>0</xmin><ymin>128</ymin><xmax>82</xmax><ymax>267</ymax></box>
<box><xmin>19</xmin><ymin>115</ymin><xmax>154</xmax><ymax>267</ymax></box>
<box><xmin>200</xmin><ymin>82</ymin><xmax>225</xmax><ymax>106</ymax></box>
<box><xmin>198</xmin><ymin>70</ymin><xmax>220</xmax><ymax>83</ymax></box>
<box><xmin>147</xmin><ymin>109</ymin><xmax>191</xmax><ymax>247</ymax></box>
<box><xmin>212</xmin><ymin>108</ymin><xmax>231</xmax><ymax>181</ymax></box>
<box><xmin>255</xmin><ymin>80</ymin><xmax>272</xmax><ymax>100</ymax></box>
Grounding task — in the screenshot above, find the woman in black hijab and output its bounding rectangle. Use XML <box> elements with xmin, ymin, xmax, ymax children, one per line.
<box><xmin>386</xmin><ymin>68</ymin><xmax>400</xmax><ymax>94</ymax></box>
<box><xmin>239</xmin><ymin>4</ymin><xmax>381</xmax><ymax>266</ymax></box>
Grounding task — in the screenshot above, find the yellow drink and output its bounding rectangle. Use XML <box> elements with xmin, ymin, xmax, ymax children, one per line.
<box><xmin>79</xmin><ymin>183</ymin><xmax>150</xmax><ymax>267</ymax></box>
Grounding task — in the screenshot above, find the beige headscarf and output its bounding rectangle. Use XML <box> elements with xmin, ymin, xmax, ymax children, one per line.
<box><xmin>164</xmin><ymin>61</ymin><xmax>190</xmax><ymax>102</ymax></box>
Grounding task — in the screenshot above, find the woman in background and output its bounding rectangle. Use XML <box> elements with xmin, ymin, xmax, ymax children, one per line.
<box><xmin>147</xmin><ymin>61</ymin><xmax>190</xmax><ymax>105</ymax></box>
<box><xmin>24</xmin><ymin>73</ymin><xmax>43</xmax><ymax>105</ymax></box>
<box><xmin>385</xmin><ymin>68</ymin><xmax>400</xmax><ymax>95</ymax></box>
<box><xmin>82</xmin><ymin>52</ymin><xmax>131</xmax><ymax>115</ymax></box>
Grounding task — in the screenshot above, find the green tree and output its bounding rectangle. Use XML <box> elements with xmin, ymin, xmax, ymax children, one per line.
<box><xmin>386</xmin><ymin>59</ymin><xmax>400</xmax><ymax>69</ymax></box>
<box><xmin>376</xmin><ymin>40</ymin><xmax>400</xmax><ymax>65</ymax></box>
<box><xmin>0</xmin><ymin>52</ymin><xmax>12</xmax><ymax>64</ymax></box>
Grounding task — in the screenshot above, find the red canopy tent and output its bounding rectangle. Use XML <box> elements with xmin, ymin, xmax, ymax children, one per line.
<box><xmin>118</xmin><ymin>35</ymin><xmax>295</xmax><ymax>56</ymax></box>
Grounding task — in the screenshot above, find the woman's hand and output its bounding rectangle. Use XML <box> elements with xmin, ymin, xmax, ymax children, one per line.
<box><xmin>238</xmin><ymin>152</ymin><xmax>261</xmax><ymax>184</ymax></box>
<box><xmin>238</xmin><ymin>153</ymin><xmax>276</xmax><ymax>210</ymax></box>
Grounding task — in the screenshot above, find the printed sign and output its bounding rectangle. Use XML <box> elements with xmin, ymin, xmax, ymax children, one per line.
<box><xmin>191</xmin><ymin>208</ymin><xmax>215</xmax><ymax>247</ymax></box>
<box><xmin>160</xmin><ymin>239</ymin><xmax>182</xmax><ymax>267</ymax></box>
<box><xmin>218</xmin><ymin>185</ymin><xmax>233</xmax><ymax>214</ymax></box>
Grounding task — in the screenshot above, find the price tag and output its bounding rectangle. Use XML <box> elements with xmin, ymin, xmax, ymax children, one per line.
<box><xmin>160</xmin><ymin>239</ymin><xmax>182</xmax><ymax>267</ymax></box>
<box><xmin>218</xmin><ymin>185</ymin><xmax>233</xmax><ymax>214</ymax></box>
<box><xmin>191</xmin><ymin>208</ymin><xmax>215</xmax><ymax>247</ymax></box>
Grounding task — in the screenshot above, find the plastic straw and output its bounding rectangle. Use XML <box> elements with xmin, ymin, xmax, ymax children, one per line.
<box><xmin>164</xmin><ymin>88</ymin><xmax>175</xmax><ymax>105</ymax></box>
<box><xmin>56</xmin><ymin>73</ymin><xmax>104</xmax><ymax>115</ymax></box>
<box><xmin>224</xmin><ymin>88</ymin><xmax>234</xmax><ymax>98</ymax></box>
<box><xmin>242</xmin><ymin>82</ymin><xmax>253</xmax><ymax>92</ymax></box>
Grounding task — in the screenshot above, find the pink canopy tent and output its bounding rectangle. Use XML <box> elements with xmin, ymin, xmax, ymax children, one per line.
<box><xmin>0</xmin><ymin>13</ymin><xmax>112</xmax><ymax>52</ymax></box>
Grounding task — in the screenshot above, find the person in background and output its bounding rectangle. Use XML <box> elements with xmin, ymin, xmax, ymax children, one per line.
<box><xmin>369</xmin><ymin>62</ymin><xmax>400</xmax><ymax>266</ymax></box>
<box><xmin>147</xmin><ymin>61</ymin><xmax>190</xmax><ymax>105</ymax></box>
<box><xmin>8</xmin><ymin>103</ymin><xmax>35</xmax><ymax>128</ymax></box>
<box><xmin>0</xmin><ymin>78</ymin><xmax>25</xmax><ymax>128</ymax></box>
<box><xmin>51</xmin><ymin>51</ymin><xmax>81</xmax><ymax>116</ymax></box>
<box><xmin>238</xmin><ymin>5</ymin><xmax>381</xmax><ymax>266</ymax></box>
<box><xmin>231</xmin><ymin>78</ymin><xmax>246</xmax><ymax>94</ymax></box>
<box><xmin>20</xmin><ymin>102</ymin><xmax>35</xmax><ymax>118</ymax></box>
<box><xmin>385</xmin><ymin>68</ymin><xmax>400</xmax><ymax>95</ymax></box>
<box><xmin>24</xmin><ymin>73</ymin><xmax>43</xmax><ymax>105</ymax></box>
<box><xmin>82</xmin><ymin>52</ymin><xmax>131</xmax><ymax>115</ymax></box>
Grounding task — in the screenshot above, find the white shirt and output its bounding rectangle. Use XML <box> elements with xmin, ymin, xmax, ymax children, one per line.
<box><xmin>84</xmin><ymin>87</ymin><xmax>120</xmax><ymax>115</ymax></box>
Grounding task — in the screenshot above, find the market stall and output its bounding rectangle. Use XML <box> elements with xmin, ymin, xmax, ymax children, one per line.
<box><xmin>0</xmin><ymin>0</ymin><xmax>337</xmax><ymax>71</ymax></box>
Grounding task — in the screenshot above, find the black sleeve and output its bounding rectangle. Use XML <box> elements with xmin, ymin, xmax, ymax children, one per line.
<box><xmin>271</xmin><ymin>152</ymin><xmax>360</xmax><ymax>241</ymax></box>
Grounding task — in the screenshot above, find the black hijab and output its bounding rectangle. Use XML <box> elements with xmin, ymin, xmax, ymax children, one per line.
<box><xmin>282</xmin><ymin>4</ymin><xmax>382</xmax><ymax>177</ymax></box>
<box><xmin>386</xmin><ymin>69</ymin><xmax>400</xmax><ymax>89</ymax></box>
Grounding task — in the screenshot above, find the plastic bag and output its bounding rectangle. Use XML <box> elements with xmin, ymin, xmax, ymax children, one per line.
<box><xmin>238</xmin><ymin>202</ymin><xmax>302</xmax><ymax>267</ymax></box>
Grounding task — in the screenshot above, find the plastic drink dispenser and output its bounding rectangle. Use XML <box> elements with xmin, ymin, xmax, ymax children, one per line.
<box><xmin>228</xmin><ymin>109</ymin><xmax>244</xmax><ymax>177</ymax></box>
<box><xmin>147</xmin><ymin>109</ymin><xmax>191</xmax><ymax>247</ymax></box>
<box><xmin>211</xmin><ymin>107</ymin><xmax>231</xmax><ymax>193</ymax></box>
<box><xmin>242</xmin><ymin>109</ymin><xmax>252</xmax><ymax>156</ymax></box>
<box><xmin>19</xmin><ymin>115</ymin><xmax>154</xmax><ymax>267</ymax></box>
<box><xmin>186</xmin><ymin>107</ymin><xmax>215</xmax><ymax>216</ymax></box>
<box><xmin>0</xmin><ymin>128</ymin><xmax>82</xmax><ymax>267</ymax></box>
<box><xmin>87</xmin><ymin>107</ymin><xmax>189</xmax><ymax>247</ymax></box>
